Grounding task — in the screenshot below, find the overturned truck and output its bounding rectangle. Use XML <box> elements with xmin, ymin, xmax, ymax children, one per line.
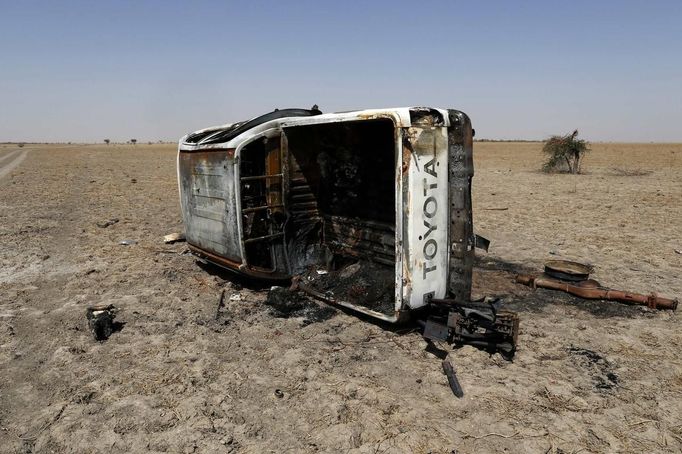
<box><xmin>177</xmin><ymin>107</ymin><xmax>475</xmax><ymax>324</ymax></box>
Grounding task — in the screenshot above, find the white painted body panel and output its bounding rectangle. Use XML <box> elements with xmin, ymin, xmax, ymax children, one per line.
<box><xmin>403</xmin><ymin>126</ymin><xmax>450</xmax><ymax>310</ymax></box>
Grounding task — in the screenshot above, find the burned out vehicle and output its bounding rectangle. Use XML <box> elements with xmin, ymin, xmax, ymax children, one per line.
<box><xmin>177</xmin><ymin>107</ymin><xmax>476</xmax><ymax>324</ymax></box>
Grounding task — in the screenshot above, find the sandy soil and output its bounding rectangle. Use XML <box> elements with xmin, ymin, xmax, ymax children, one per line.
<box><xmin>0</xmin><ymin>142</ymin><xmax>680</xmax><ymax>453</ymax></box>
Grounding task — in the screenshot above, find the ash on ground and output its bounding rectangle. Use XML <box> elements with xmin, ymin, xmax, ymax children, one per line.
<box><xmin>568</xmin><ymin>346</ymin><xmax>619</xmax><ymax>391</ymax></box>
<box><xmin>264</xmin><ymin>287</ymin><xmax>336</xmax><ymax>325</ymax></box>
<box><xmin>300</xmin><ymin>260</ymin><xmax>394</xmax><ymax>315</ymax></box>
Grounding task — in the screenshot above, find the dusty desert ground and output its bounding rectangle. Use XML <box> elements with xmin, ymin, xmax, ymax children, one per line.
<box><xmin>0</xmin><ymin>141</ymin><xmax>680</xmax><ymax>453</ymax></box>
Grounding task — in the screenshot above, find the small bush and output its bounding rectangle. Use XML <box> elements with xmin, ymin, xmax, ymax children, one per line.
<box><xmin>542</xmin><ymin>130</ymin><xmax>589</xmax><ymax>174</ymax></box>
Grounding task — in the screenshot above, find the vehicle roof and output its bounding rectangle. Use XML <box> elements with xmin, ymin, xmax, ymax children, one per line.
<box><xmin>178</xmin><ymin>107</ymin><xmax>452</xmax><ymax>150</ymax></box>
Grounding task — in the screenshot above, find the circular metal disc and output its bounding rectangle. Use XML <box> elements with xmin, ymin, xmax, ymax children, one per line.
<box><xmin>544</xmin><ymin>260</ymin><xmax>592</xmax><ymax>281</ymax></box>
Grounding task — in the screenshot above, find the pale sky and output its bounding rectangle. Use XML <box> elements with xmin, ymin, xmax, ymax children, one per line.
<box><xmin>1</xmin><ymin>0</ymin><xmax>681</xmax><ymax>142</ymax></box>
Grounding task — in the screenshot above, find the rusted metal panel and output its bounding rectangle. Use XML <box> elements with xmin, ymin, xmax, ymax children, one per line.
<box><xmin>178</xmin><ymin>150</ymin><xmax>241</xmax><ymax>262</ymax></box>
<box><xmin>446</xmin><ymin>110</ymin><xmax>475</xmax><ymax>304</ymax></box>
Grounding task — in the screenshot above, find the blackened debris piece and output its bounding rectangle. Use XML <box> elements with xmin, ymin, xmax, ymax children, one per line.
<box><xmin>433</xmin><ymin>297</ymin><xmax>519</xmax><ymax>360</ymax></box>
<box><xmin>450</xmin><ymin>309</ymin><xmax>519</xmax><ymax>359</ymax></box>
<box><xmin>474</xmin><ymin>234</ymin><xmax>490</xmax><ymax>252</ymax></box>
<box><xmin>423</xmin><ymin>319</ymin><xmax>450</xmax><ymax>342</ymax></box>
<box><xmin>86</xmin><ymin>305</ymin><xmax>117</xmax><ymax>341</ymax></box>
<box><xmin>442</xmin><ymin>357</ymin><xmax>464</xmax><ymax>398</ymax></box>
<box><xmin>264</xmin><ymin>286</ymin><xmax>336</xmax><ymax>325</ymax></box>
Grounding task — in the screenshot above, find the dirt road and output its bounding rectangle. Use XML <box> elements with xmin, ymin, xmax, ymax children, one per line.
<box><xmin>0</xmin><ymin>143</ymin><xmax>680</xmax><ymax>453</ymax></box>
<box><xmin>0</xmin><ymin>149</ymin><xmax>28</xmax><ymax>180</ymax></box>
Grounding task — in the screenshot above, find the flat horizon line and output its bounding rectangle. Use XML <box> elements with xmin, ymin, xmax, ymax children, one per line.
<box><xmin>4</xmin><ymin>140</ymin><xmax>682</xmax><ymax>145</ymax></box>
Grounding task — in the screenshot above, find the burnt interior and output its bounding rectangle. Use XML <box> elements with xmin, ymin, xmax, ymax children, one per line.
<box><xmin>238</xmin><ymin>119</ymin><xmax>397</xmax><ymax>315</ymax></box>
<box><xmin>240</xmin><ymin>137</ymin><xmax>286</xmax><ymax>272</ymax></box>
<box><xmin>284</xmin><ymin>119</ymin><xmax>397</xmax><ymax>314</ymax></box>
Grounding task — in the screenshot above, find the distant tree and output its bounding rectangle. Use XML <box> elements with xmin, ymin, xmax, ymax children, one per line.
<box><xmin>130</xmin><ymin>139</ymin><xmax>137</xmax><ymax>145</ymax></box>
<box><xmin>542</xmin><ymin>130</ymin><xmax>590</xmax><ymax>174</ymax></box>
<box><xmin>104</xmin><ymin>139</ymin><xmax>110</xmax><ymax>145</ymax></box>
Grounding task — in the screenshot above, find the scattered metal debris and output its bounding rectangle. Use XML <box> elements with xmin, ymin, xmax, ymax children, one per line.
<box><xmin>86</xmin><ymin>304</ymin><xmax>117</xmax><ymax>341</ymax></box>
<box><xmin>422</xmin><ymin>296</ymin><xmax>519</xmax><ymax>359</ymax></box>
<box><xmin>96</xmin><ymin>218</ymin><xmax>119</xmax><ymax>228</ymax></box>
<box><xmin>118</xmin><ymin>239</ymin><xmax>137</xmax><ymax>246</ymax></box>
<box><xmin>516</xmin><ymin>260</ymin><xmax>678</xmax><ymax>310</ymax></box>
<box><xmin>163</xmin><ymin>232</ymin><xmax>186</xmax><ymax>244</ymax></box>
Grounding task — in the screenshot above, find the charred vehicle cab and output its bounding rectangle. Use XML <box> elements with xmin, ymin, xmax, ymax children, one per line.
<box><xmin>178</xmin><ymin>107</ymin><xmax>475</xmax><ymax>323</ymax></box>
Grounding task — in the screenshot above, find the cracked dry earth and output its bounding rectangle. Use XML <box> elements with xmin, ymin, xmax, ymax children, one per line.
<box><xmin>0</xmin><ymin>143</ymin><xmax>681</xmax><ymax>453</ymax></box>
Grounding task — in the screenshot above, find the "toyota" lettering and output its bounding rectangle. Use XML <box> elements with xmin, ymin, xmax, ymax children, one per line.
<box><xmin>422</xmin><ymin>157</ymin><xmax>438</xmax><ymax>280</ymax></box>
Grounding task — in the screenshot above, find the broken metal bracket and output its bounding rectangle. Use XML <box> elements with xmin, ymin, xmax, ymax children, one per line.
<box><xmin>474</xmin><ymin>234</ymin><xmax>490</xmax><ymax>252</ymax></box>
<box><xmin>423</xmin><ymin>319</ymin><xmax>449</xmax><ymax>342</ymax></box>
<box><xmin>421</xmin><ymin>298</ymin><xmax>519</xmax><ymax>360</ymax></box>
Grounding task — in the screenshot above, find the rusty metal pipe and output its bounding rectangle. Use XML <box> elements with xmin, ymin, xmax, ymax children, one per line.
<box><xmin>515</xmin><ymin>275</ymin><xmax>678</xmax><ymax>311</ymax></box>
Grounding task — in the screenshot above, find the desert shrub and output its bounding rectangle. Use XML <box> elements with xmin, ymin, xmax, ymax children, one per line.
<box><xmin>542</xmin><ymin>130</ymin><xmax>589</xmax><ymax>174</ymax></box>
